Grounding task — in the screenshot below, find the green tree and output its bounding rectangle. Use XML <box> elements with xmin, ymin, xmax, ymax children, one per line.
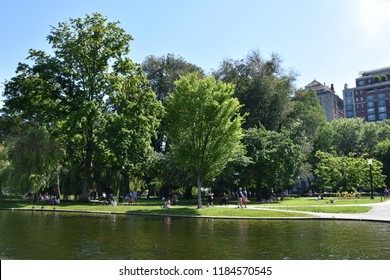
<box><xmin>0</xmin><ymin>143</ymin><xmax>10</xmax><ymax>196</ymax></box>
<box><xmin>165</xmin><ymin>73</ymin><xmax>245</xmax><ymax>207</ymax></box>
<box><xmin>142</xmin><ymin>53</ymin><xmax>204</xmax><ymax>104</ymax></box>
<box><xmin>332</xmin><ymin>118</ymin><xmax>364</xmax><ymax>156</ymax></box>
<box><xmin>142</xmin><ymin>53</ymin><xmax>204</xmax><ymax>154</ymax></box>
<box><xmin>374</xmin><ymin>139</ymin><xmax>390</xmax><ymax>187</ymax></box>
<box><xmin>288</xmin><ymin>88</ymin><xmax>327</xmax><ymax>178</ymax></box>
<box><xmin>313</xmin><ymin>122</ymin><xmax>335</xmax><ymax>154</ymax></box>
<box><xmin>243</xmin><ymin>126</ymin><xmax>301</xmax><ymax>200</ymax></box>
<box><xmin>2</xmin><ymin>13</ymin><xmax>162</xmax><ymax>199</ymax></box>
<box><xmin>315</xmin><ymin>151</ymin><xmax>385</xmax><ymax>193</ymax></box>
<box><xmin>214</xmin><ymin>50</ymin><xmax>295</xmax><ymax>130</ymax></box>
<box><xmin>4</xmin><ymin>126</ymin><xmax>63</xmax><ymax>196</ymax></box>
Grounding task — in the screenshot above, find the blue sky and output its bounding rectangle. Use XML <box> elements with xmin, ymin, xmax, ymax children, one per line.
<box><xmin>1</xmin><ymin>0</ymin><xmax>390</xmax><ymax>104</ymax></box>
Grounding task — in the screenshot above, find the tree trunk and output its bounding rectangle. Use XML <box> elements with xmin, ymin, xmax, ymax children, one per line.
<box><xmin>81</xmin><ymin>127</ymin><xmax>94</xmax><ymax>201</ymax></box>
<box><xmin>197</xmin><ymin>175</ymin><xmax>203</xmax><ymax>208</ymax></box>
<box><xmin>94</xmin><ymin>170</ymin><xmax>103</xmax><ymax>198</ymax></box>
<box><xmin>122</xmin><ymin>172</ymin><xmax>130</xmax><ymax>197</ymax></box>
<box><xmin>256</xmin><ymin>177</ymin><xmax>263</xmax><ymax>201</ymax></box>
<box><xmin>55</xmin><ymin>169</ymin><xmax>61</xmax><ymax>199</ymax></box>
<box><xmin>184</xmin><ymin>185</ymin><xmax>193</xmax><ymax>199</ymax></box>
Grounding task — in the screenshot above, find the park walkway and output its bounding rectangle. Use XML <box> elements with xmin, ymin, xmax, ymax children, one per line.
<box><xmin>246</xmin><ymin>199</ymin><xmax>390</xmax><ymax>222</ymax></box>
<box><xmin>311</xmin><ymin>199</ymin><xmax>390</xmax><ymax>222</ymax></box>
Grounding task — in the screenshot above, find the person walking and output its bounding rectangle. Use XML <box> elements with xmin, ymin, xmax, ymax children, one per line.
<box><xmin>132</xmin><ymin>190</ymin><xmax>138</xmax><ymax>205</ymax></box>
<box><xmin>242</xmin><ymin>187</ymin><xmax>248</xmax><ymax>208</ymax></box>
<box><xmin>207</xmin><ymin>190</ymin><xmax>214</xmax><ymax>207</ymax></box>
<box><xmin>236</xmin><ymin>187</ymin><xmax>243</xmax><ymax>208</ymax></box>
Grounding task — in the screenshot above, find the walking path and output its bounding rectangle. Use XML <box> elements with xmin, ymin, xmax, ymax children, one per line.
<box><xmin>247</xmin><ymin>199</ymin><xmax>390</xmax><ymax>222</ymax></box>
<box><xmin>312</xmin><ymin>199</ymin><xmax>390</xmax><ymax>222</ymax></box>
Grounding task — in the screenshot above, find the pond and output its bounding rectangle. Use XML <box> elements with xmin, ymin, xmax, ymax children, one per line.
<box><xmin>1</xmin><ymin>210</ymin><xmax>389</xmax><ymax>260</ymax></box>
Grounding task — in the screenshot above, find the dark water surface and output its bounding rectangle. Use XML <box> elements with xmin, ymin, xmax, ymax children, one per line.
<box><xmin>1</xmin><ymin>210</ymin><xmax>389</xmax><ymax>260</ymax></box>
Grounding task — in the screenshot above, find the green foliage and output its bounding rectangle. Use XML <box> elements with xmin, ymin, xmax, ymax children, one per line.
<box><xmin>331</xmin><ymin>118</ymin><xmax>364</xmax><ymax>156</ymax></box>
<box><xmin>315</xmin><ymin>151</ymin><xmax>385</xmax><ymax>193</ymax></box>
<box><xmin>214</xmin><ymin>50</ymin><xmax>295</xmax><ymax>130</ymax></box>
<box><xmin>1</xmin><ymin>13</ymin><xmax>162</xmax><ymax>199</ymax></box>
<box><xmin>243</xmin><ymin>126</ymin><xmax>301</xmax><ymax>199</ymax></box>
<box><xmin>142</xmin><ymin>53</ymin><xmax>204</xmax><ymax>104</ymax></box>
<box><xmin>3</xmin><ymin>126</ymin><xmax>63</xmax><ymax>194</ymax></box>
<box><xmin>165</xmin><ymin>73</ymin><xmax>245</xmax><ymax>207</ymax></box>
<box><xmin>374</xmin><ymin>139</ymin><xmax>390</xmax><ymax>187</ymax></box>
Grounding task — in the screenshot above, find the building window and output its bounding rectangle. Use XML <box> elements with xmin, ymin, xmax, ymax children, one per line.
<box><xmin>357</xmin><ymin>80</ymin><xmax>365</xmax><ymax>86</ymax></box>
<box><xmin>346</xmin><ymin>111</ymin><xmax>354</xmax><ymax>118</ymax></box>
<box><xmin>367</xmin><ymin>108</ymin><xmax>375</xmax><ymax>114</ymax></box>
<box><xmin>378</xmin><ymin>100</ymin><xmax>386</xmax><ymax>106</ymax></box>
<box><xmin>379</xmin><ymin>106</ymin><xmax>387</xmax><ymax>113</ymax></box>
<box><xmin>367</xmin><ymin>95</ymin><xmax>374</xmax><ymax>101</ymax></box>
<box><xmin>378</xmin><ymin>93</ymin><xmax>386</xmax><ymax>99</ymax></box>
<box><xmin>345</xmin><ymin>104</ymin><xmax>353</xmax><ymax>111</ymax></box>
<box><xmin>345</xmin><ymin>91</ymin><xmax>353</xmax><ymax>98</ymax></box>
<box><xmin>367</xmin><ymin>101</ymin><xmax>374</xmax><ymax>108</ymax></box>
<box><xmin>379</xmin><ymin>112</ymin><xmax>387</xmax><ymax>120</ymax></box>
<box><xmin>368</xmin><ymin>114</ymin><xmax>376</xmax><ymax>121</ymax></box>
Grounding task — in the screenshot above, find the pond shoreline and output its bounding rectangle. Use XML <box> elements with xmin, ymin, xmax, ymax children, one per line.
<box><xmin>2</xmin><ymin>205</ymin><xmax>390</xmax><ymax>223</ymax></box>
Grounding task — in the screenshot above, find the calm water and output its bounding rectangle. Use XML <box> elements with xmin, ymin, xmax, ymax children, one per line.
<box><xmin>1</xmin><ymin>210</ymin><xmax>390</xmax><ymax>260</ymax></box>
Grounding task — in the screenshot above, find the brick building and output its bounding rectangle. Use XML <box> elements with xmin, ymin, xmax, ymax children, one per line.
<box><xmin>343</xmin><ymin>67</ymin><xmax>390</xmax><ymax>121</ymax></box>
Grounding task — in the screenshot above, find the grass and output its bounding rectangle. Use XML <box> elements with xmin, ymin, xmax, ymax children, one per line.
<box><xmin>1</xmin><ymin>196</ymin><xmax>385</xmax><ymax>217</ymax></box>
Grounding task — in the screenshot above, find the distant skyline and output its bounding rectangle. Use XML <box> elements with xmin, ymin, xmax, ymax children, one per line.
<box><xmin>2</xmin><ymin>0</ymin><xmax>390</xmax><ymax>105</ymax></box>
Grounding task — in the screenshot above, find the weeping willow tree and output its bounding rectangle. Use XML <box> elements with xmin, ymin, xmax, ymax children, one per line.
<box><xmin>4</xmin><ymin>126</ymin><xmax>64</xmax><ymax>197</ymax></box>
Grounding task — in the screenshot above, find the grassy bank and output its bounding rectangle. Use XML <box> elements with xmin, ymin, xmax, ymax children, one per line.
<box><xmin>0</xmin><ymin>196</ymin><xmax>383</xmax><ymax>218</ymax></box>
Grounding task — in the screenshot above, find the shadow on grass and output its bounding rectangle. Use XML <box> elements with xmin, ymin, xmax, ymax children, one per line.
<box><xmin>126</xmin><ymin>207</ymin><xmax>201</xmax><ymax>217</ymax></box>
<box><xmin>0</xmin><ymin>199</ymin><xmax>29</xmax><ymax>208</ymax></box>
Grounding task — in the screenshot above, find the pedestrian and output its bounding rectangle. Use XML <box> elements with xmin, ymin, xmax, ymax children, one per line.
<box><xmin>236</xmin><ymin>187</ymin><xmax>243</xmax><ymax>208</ymax></box>
<box><xmin>132</xmin><ymin>190</ymin><xmax>138</xmax><ymax>205</ymax></box>
<box><xmin>207</xmin><ymin>190</ymin><xmax>214</xmax><ymax>207</ymax></box>
<box><xmin>242</xmin><ymin>187</ymin><xmax>248</xmax><ymax>208</ymax></box>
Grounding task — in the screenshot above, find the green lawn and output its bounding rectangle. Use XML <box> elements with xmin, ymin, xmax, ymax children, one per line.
<box><xmin>0</xmin><ymin>196</ymin><xmax>384</xmax><ymax>217</ymax></box>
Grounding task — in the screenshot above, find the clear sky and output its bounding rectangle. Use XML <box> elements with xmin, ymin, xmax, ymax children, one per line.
<box><xmin>1</xmin><ymin>0</ymin><xmax>390</xmax><ymax>105</ymax></box>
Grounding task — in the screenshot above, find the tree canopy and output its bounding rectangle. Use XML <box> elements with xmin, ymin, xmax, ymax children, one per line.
<box><xmin>1</xmin><ymin>13</ymin><xmax>162</xmax><ymax>199</ymax></box>
<box><xmin>165</xmin><ymin>73</ymin><xmax>245</xmax><ymax>207</ymax></box>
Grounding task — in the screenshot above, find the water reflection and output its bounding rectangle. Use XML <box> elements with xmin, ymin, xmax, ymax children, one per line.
<box><xmin>1</xmin><ymin>211</ymin><xmax>390</xmax><ymax>260</ymax></box>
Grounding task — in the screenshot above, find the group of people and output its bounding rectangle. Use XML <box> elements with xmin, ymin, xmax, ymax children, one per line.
<box><xmin>206</xmin><ymin>188</ymin><xmax>249</xmax><ymax>208</ymax></box>
<box><xmin>25</xmin><ymin>192</ymin><xmax>60</xmax><ymax>205</ymax></box>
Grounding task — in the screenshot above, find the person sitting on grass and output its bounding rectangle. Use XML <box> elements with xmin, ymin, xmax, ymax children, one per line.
<box><xmin>162</xmin><ymin>198</ymin><xmax>171</xmax><ymax>208</ymax></box>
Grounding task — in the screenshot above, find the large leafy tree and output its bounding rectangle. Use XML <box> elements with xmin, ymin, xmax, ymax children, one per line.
<box><xmin>243</xmin><ymin>126</ymin><xmax>301</xmax><ymax>200</ymax></box>
<box><xmin>288</xmin><ymin>88</ymin><xmax>327</xmax><ymax>179</ymax></box>
<box><xmin>142</xmin><ymin>53</ymin><xmax>204</xmax><ymax>104</ymax></box>
<box><xmin>3</xmin><ymin>126</ymin><xmax>63</xmax><ymax>196</ymax></box>
<box><xmin>213</xmin><ymin>50</ymin><xmax>295</xmax><ymax>130</ymax></box>
<box><xmin>315</xmin><ymin>151</ymin><xmax>385</xmax><ymax>193</ymax></box>
<box><xmin>165</xmin><ymin>73</ymin><xmax>245</xmax><ymax>208</ymax></box>
<box><xmin>332</xmin><ymin>118</ymin><xmax>364</xmax><ymax>156</ymax></box>
<box><xmin>1</xmin><ymin>13</ymin><xmax>162</xmax><ymax>199</ymax></box>
<box><xmin>142</xmin><ymin>53</ymin><xmax>204</xmax><ymax>153</ymax></box>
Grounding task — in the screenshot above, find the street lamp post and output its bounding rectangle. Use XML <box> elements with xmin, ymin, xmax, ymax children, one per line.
<box><xmin>368</xmin><ymin>159</ymin><xmax>374</xmax><ymax>199</ymax></box>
